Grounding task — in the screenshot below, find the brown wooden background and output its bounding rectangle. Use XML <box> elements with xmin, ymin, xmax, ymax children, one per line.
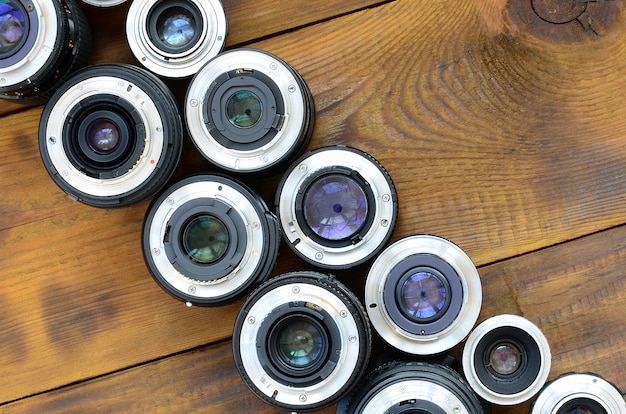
<box><xmin>1</xmin><ymin>0</ymin><xmax>625</xmax><ymax>412</ymax></box>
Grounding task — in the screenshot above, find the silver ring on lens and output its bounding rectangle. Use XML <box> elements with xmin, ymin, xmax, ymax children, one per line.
<box><xmin>38</xmin><ymin>63</ymin><xmax>183</xmax><ymax>208</ymax></box>
<box><xmin>81</xmin><ymin>0</ymin><xmax>126</xmax><ymax>6</ymax></box>
<box><xmin>531</xmin><ymin>372</ymin><xmax>625</xmax><ymax>414</ymax></box>
<box><xmin>276</xmin><ymin>145</ymin><xmax>397</xmax><ymax>269</ymax></box>
<box><xmin>232</xmin><ymin>271</ymin><xmax>371</xmax><ymax>412</ymax></box>
<box><xmin>0</xmin><ymin>0</ymin><xmax>92</xmax><ymax>103</ymax></box>
<box><xmin>462</xmin><ymin>314</ymin><xmax>552</xmax><ymax>405</ymax></box>
<box><xmin>143</xmin><ymin>174</ymin><xmax>280</xmax><ymax>306</ymax></box>
<box><xmin>338</xmin><ymin>361</ymin><xmax>486</xmax><ymax>414</ymax></box>
<box><xmin>365</xmin><ymin>235</ymin><xmax>482</xmax><ymax>355</ymax></box>
<box><xmin>186</xmin><ymin>48</ymin><xmax>314</xmax><ymax>173</ymax></box>
<box><xmin>126</xmin><ymin>0</ymin><xmax>227</xmax><ymax>78</ymax></box>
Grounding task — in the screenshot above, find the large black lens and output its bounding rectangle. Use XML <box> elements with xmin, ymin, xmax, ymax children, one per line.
<box><xmin>0</xmin><ymin>0</ymin><xmax>91</xmax><ymax>103</ymax></box>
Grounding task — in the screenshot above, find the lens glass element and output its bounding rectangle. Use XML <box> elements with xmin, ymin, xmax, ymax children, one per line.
<box><xmin>565</xmin><ymin>408</ymin><xmax>595</xmax><ymax>414</ymax></box>
<box><xmin>182</xmin><ymin>214</ymin><xmax>229</xmax><ymax>264</ymax></box>
<box><xmin>303</xmin><ymin>174</ymin><xmax>368</xmax><ymax>241</ymax></box>
<box><xmin>86</xmin><ymin>119</ymin><xmax>121</xmax><ymax>154</ymax></box>
<box><xmin>0</xmin><ymin>1</ymin><xmax>26</xmax><ymax>56</ymax></box>
<box><xmin>488</xmin><ymin>341</ymin><xmax>522</xmax><ymax>376</ymax></box>
<box><xmin>157</xmin><ymin>8</ymin><xmax>196</xmax><ymax>49</ymax></box>
<box><xmin>400</xmin><ymin>271</ymin><xmax>448</xmax><ymax>321</ymax></box>
<box><xmin>277</xmin><ymin>318</ymin><xmax>324</xmax><ymax>368</ymax></box>
<box><xmin>226</xmin><ymin>90</ymin><xmax>263</xmax><ymax>128</ymax></box>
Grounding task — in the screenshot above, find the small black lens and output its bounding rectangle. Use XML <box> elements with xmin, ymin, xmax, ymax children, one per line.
<box><xmin>0</xmin><ymin>0</ymin><xmax>27</xmax><ymax>57</ymax></box>
<box><xmin>181</xmin><ymin>214</ymin><xmax>229</xmax><ymax>264</ymax></box>
<box><xmin>86</xmin><ymin>119</ymin><xmax>121</xmax><ymax>154</ymax></box>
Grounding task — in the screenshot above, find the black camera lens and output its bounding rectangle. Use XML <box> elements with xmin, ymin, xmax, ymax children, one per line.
<box><xmin>531</xmin><ymin>373</ymin><xmax>625</xmax><ymax>414</ymax></box>
<box><xmin>276</xmin><ymin>145</ymin><xmax>397</xmax><ymax>269</ymax></box>
<box><xmin>462</xmin><ymin>314</ymin><xmax>551</xmax><ymax>405</ymax></box>
<box><xmin>185</xmin><ymin>48</ymin><xmax>314</xmax><ymax>173</ymax></box>
<box><xmin>233</xmin><ymin>271</ymin><xmax>371</xmax><ymax>412</ymax></box>
<box><xmin>127</xmin><ymin>0</ymin><xmax>227</xmax><ymax>78</ymax></box>
<box><xmin>0</xmin><ymin>0</ymin><xmax>91</xmax><ymax>103</ymax></box>
<box><xmin>143</xmin><ymin>174</ymin><xmax>280</xmax><ymax>306</ymax></box>
<box><xmin>38</xmin><ymin>63</ymin><xmax>183</xmax><ymax>208</ymax></box>
<box><xmin>338</xmin><ymin>360</ymin><xmax>486</xmax><ymax>414</ymax></box>
<box><xmin>365</xmin><ymin>235</ymin><xmax>482</xmax><ymax>355</ymax></box>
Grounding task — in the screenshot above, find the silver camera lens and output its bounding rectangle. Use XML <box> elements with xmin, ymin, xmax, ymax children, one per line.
<box><xmin>276</xmin><ymin>145</ymin><xmax>397</xmax><ymax>269</ymax></box>
<box><xmin>81</xmin><ymin>0</ymin><xmax>125</xmax><ymax>6</ymax></box>
<box><xmin>233</xmin><ymin>271</ymin><xmax>371</xmax><ymax>412</ymax></box>
<box><xmin>0</xmin><ymin>0</ymin><xmax>91</xmax><ymax>103</ymax></box>
<box><xmin>338</xmin><ymin>360</ymin><xmax>486</xmax><ymax>414</ymax></box>
<box><xmin>365</xmin><ymin>235</ymin><xmax>482</xmax><ymax>355</ymax></box>
<box><xmin>143</xmin><ymin>174</ymin><xmax>280</xmax><ymax>306</ymax></box>
<box><xmin>185</xmin><ymin>48</ymin><xmax>314</xmax><ymax>173</ymax></box>
<box><xmin>126</xmin><ymin>0</ymin><xmax>227</xmax><ymax>78</ymax></box>
<box><xmin>38</xmin><ymin>63</ymin><xmax>183</xmax><ymax>208</ymax></box>
<box><xmin>531</xmin><ymin>373</ymin><xmax>625</xmax><ymax>414</ymax></box>
<box><xmin>462</xmin><ymin>314</ymin><xmax>551</xmax><ymax>406</ymax></box>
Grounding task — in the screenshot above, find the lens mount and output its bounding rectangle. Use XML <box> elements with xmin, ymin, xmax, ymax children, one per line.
<box><xmin>462</xmin><ymin>314</ymin><xmax>551</xmax><ymax>405</ymax></box>
<box><xmin>365</xmin><ymin>235</ymin><xmax>481</xmax><ymax>355</ymax></box>
<box><xmin>339</xmin><ymin>361</ymin><xmax>485</xmax><ymax>414</ymax></box>
<box><xmin>531</xmin><ymin>373</ymin><xmax>625</xmax><ymax>414</ymax></box>
<box><xmin>0</xmin><ymin>0</ymin><xmax>91</xmax><ymax>102</ymax></box>
<box><xmin>39</xmin><ymin>63</ymin><xmax>183</xmax><ymax>208</ymax></box>
<box><xmin>143</xmin><ymin>174</ymin><xmax>280</xmax><ymax>306</ymax></box>
<box><xmin>186</xmin><ymin>48</ymin><xmax>314</xmax><ymax>173</ymax></box>
<box><xmin>126</xmin><ymin>0</ymin><xmax>227</xmax><ymax>78</ymax></box>
<box><xmin>233</xmin><ymin>271</ymin><xmax>371</xmax><ymax>412</ymax></box>
<box><xmin>276</xmin><ymin>145</ymin><xmax>397</xmax><ymax>269</ymax></box>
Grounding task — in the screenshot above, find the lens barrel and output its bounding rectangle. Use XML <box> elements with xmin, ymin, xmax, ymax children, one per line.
<box><xmin>531</xmin><ymin>372</ymin><xmax>625</xmax><ymax>414</ymax></box>
<box><xmin>276</xmin><ymin>145</ymin><xmax>398</xmax><ymax>269</ymax></box>
<box><xmin>143</xmin><ymin>174</ymin><xmax>280</xmax><ymax>306</ymax></box>
<box><xmin>233</xmin><ymin>271</ymin><xmax>371</xmax><ymax>412</ymax></box>
<box><xmin>462</xmin><ymin>314</ymin><xmax>551</xmax><ymax>406</ymax></box>
<box><xmin>126</xmin><ymin>0</ymin><xmax>227</xmax><ymax>78</ymax></box>
<box><xmin>0</xmin><ymin>0</ymin><xmax>92</xmax><ymax>103</ymax></box>
<box><xmin>365</xmin><ymin>235</ymin><xmax>482</xmax><ymax>355</ymax></box>
<box><xmin>38</xmin><ymin>63</ymin><xmax>183</xmax><ymax>208</ymax></box>
<box><xmin>186</xmin><ymin>48</ymin><xmax>314</xmax><ymax>173</ymax></box>
<box><xmin>338</xmin><ymin>360</ymin><xmax>486</xmax><ymax>414</ymax></box>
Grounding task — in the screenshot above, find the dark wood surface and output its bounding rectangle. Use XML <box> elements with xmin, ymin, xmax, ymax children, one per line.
<box><xmin>1</xmin><ymin>0</ymin><xmax>625</xmax><ymax>412</ymax></box>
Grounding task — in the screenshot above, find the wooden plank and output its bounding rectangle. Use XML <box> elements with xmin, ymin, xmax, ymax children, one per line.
<box><xmin>1</xmin><ymin>0</ymin><xmax>625</xmax><ymax>406</ymax></box>
<box><xmin>5</xmin><ymin>225</ymin><xmax>624</xmax><ymax>413</ymax></box>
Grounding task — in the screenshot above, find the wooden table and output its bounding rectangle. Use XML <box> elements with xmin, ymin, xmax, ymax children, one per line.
<box><xmin>1</xmin><ymin>0</ymin><xmax>625</xmax><ymax>412</ymax></box>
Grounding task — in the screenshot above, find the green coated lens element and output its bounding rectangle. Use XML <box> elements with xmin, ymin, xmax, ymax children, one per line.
<box><xmin>226</xmin><ymin>90</ymin><xmax>262</xmax><ymax>128</ymax></box>
<box><xmin>182</xmin><ymin>215</ymin><xmax>229</xmax><ymax>264</ymax></box>
<box><xmin>278</xmin><ymin>318</ymin><xmax>324</xmax><ymax>368</ymax></box>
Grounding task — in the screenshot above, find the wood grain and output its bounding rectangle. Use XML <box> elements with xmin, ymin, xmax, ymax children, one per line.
<box><xmin>1</xmin><ymin>0</ymin><xmax>625</xmax><ymax>411</ymax></box>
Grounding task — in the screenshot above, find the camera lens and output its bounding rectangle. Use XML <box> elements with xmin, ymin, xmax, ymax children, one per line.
<box><xmin>0</xmin><ymin>0</ymin><xmax>91</xmax><ymax>103</ymax></box>
<box><xmin>276</xmin><ymin>145</ymin><xmax>397</xmax><ymax>269</ymax></box>
<box><xmin>531</xmin><ymin>373</ymin><xmax>625</xmax><ymax>414</ymax></box>
<box><xmin>338</xmin><ymin>360</ymin><xmax>486</xmax><ymax>414</ymax></box>
<box><xmin>143</xmin><ymin>174</ymin><xmax>280</xmax><ymax>306</ymax></box>
<box><xmin>185</xmin><ymin>48</ymin><xmax>314</xmax><ymax>173</ymax></box>
<box><xmin>233</xmin><ymin>271</ymin><xmax>371</xmax><ymax>412</ymax></box>
<box><xmin>38</xmin><ymin>63</ymin><xmax>184</xmax><ymax>208</ymax></box>
<box><xmin>364</xmin><ymin>235</ymin><xmax>482</xmax><ymax>355</ymax></box>
<box><xmin>462</xmin><ymin>314</ymin><xmax>551</xmax><ymax>405</ymax></box>
<box><xmin>126</xmin><ymin>0</ymin><xmax>226</xmax><ymax>78</ymax></box>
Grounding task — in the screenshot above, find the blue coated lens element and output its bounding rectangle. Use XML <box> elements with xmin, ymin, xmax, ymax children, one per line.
<box><xmin>400</xmin><ymin>271</ymin><xmax>448</xmax><ymax>321</ymax></box>
<box><xmin>158</xmin><ymin>10</ymin><xmax>196</xmax><ymax>49</ymax></box>
<box><xmin>86</xmin><ymin>119</ymin><xmax>120</xmax><ymax>153</ymax></box>
<box><xmin>303</xmin><ymin>174</ymin><xmax>368</xmax><ymax>241</ymax></box>
<box><xmin>0</xmin><ymin>1</ymin><xmax>26</xmax><ymax>56</ymax></box>
<box><xmin>278</xmin><ymin>318</ymin><xmax>324</xmax><ymax>368</ymax></box>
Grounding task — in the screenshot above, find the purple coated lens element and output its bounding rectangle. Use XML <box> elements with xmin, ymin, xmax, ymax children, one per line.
<box><xmin>303</xmin><ymin>174</ymin><xmax>368</xmax><ymax>240</ymax></box>
<box><xmin>400</xmin><ymin>271</ymin><xmax>448</xmax><ymax>320</ymax></box>
<box><xmin>0</xmin><ymin>1</ymin><xmax>26</xmax><ymax>56</ymax></box>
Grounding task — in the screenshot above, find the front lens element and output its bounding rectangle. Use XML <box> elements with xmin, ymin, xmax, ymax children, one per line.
<box><xmin>303</xmin><ymin>174</ymin><xmax>368</xmax><ymax>240</ymax></box>
<box><xmin>226</xmin><ymin>90</ymin><xmax>263</xmax><ymax>128</ymax></box>
<box><xmin>0</xmin><ymin>0</ymin><xmax>26</xmax><ymax>56</ymax></box>
<box><xmin>182</xmin><ymin>214</ymin><xmax>229</xmax><ymax>264</ymax></box>
<box><xmin>400</xmin><ymin>271</ymin><xmax>448</xmax><ymax>321</ymax></box>
<box><xmin>157</xmin><ymin>8</ymin><xmax>196</xmax><ymax>49</ymax></box>
<box><xmin>565</xmin><ymin>408</ymin><xmax>595</xmax><ymax>414</ymax></box>
<box><xmin>86</xmin><ymin>119</ymin><xmax>120</xmax><ymax>153</ymax></box>
<box><xmin>488</xmin><ymin>342</ymin><xmax>522</xmax><ymax>376</ymax></box>
<box><xmin>277</xmin><ymin>318</ymin><xmax>324</xmax><ymax>368</ymax></box>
